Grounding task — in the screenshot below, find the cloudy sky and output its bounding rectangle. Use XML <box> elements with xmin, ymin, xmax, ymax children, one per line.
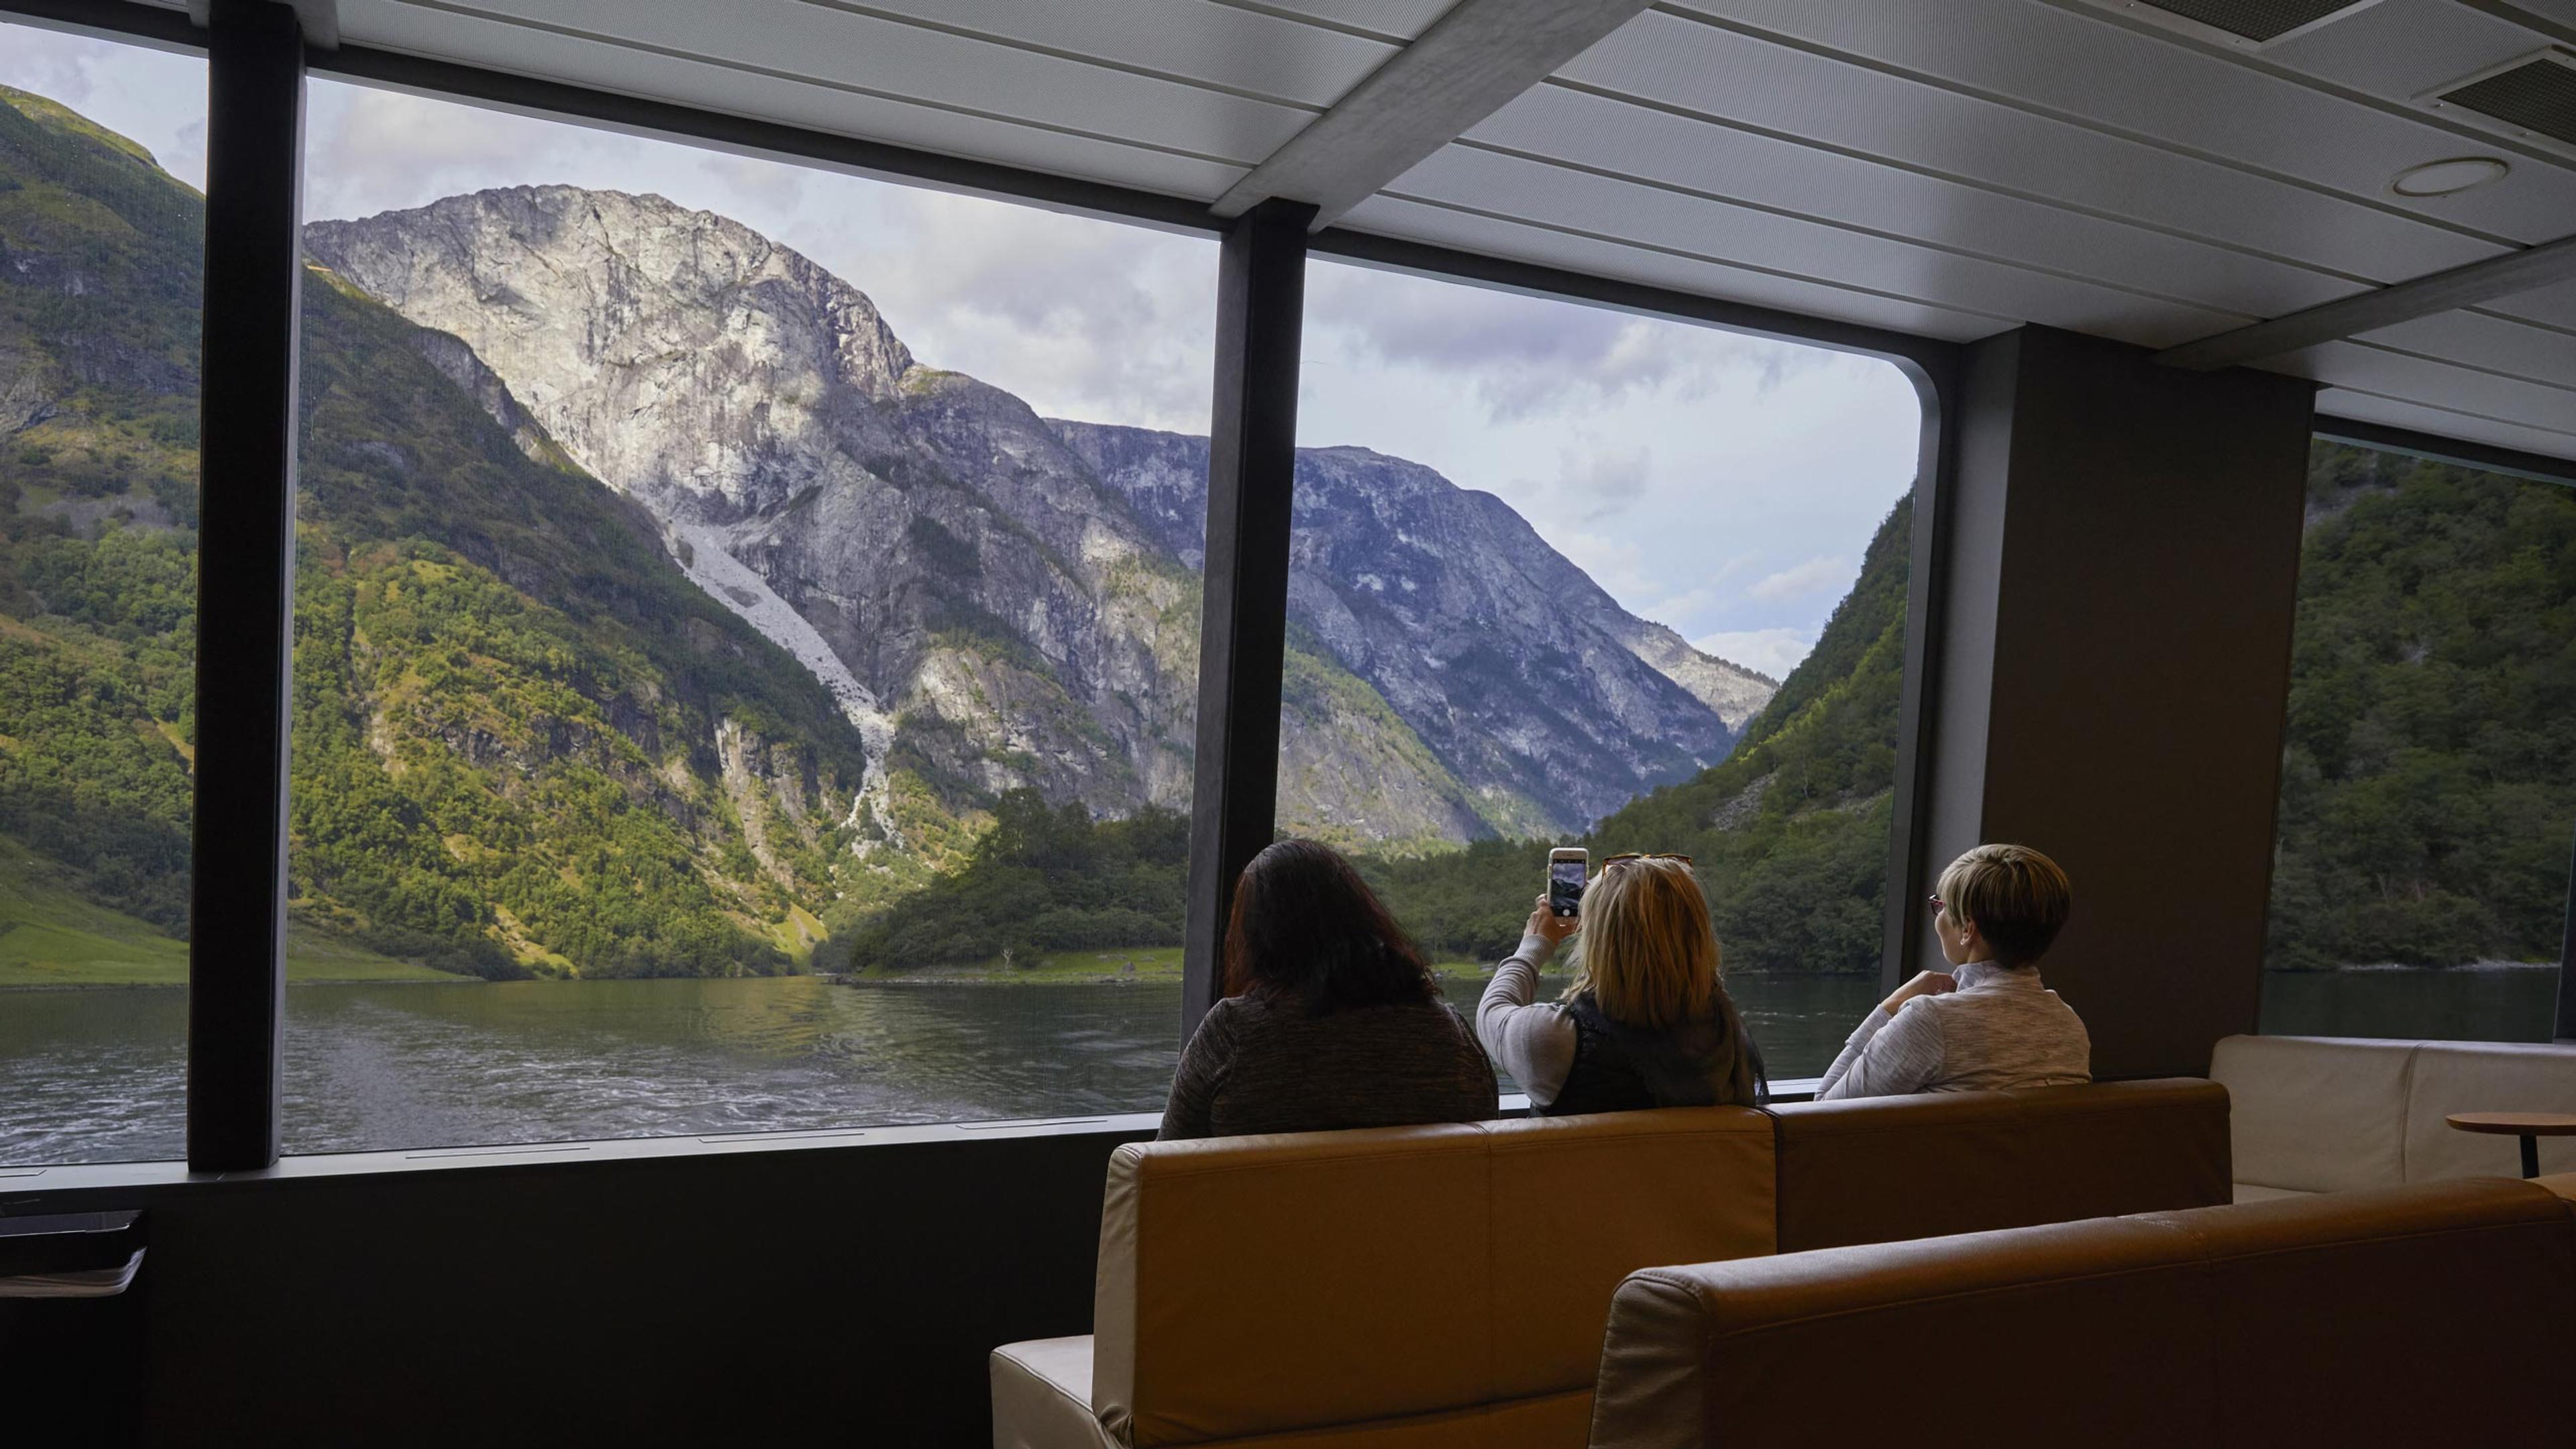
<box><xmin>3</xmin><ymin>20</ymin><xmax>1920</xmax><ymax>678</ymax></box>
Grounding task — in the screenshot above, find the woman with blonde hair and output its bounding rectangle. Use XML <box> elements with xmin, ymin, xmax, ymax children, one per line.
<box><xmin>1476</xmin><ymin>854</ymin><xmax>1766</xmax><ymax>1114</ymax></box>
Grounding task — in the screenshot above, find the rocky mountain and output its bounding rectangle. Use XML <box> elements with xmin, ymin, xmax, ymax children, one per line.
<box><xmin>1056</xmin><ymin>424</ymin><xmax>1776</xmax><ymax>830</ymax></box>
<box><xmin>306</xmin><ymin>186</ymin><xmax>1771</xmax><ymax>843</ymax></box>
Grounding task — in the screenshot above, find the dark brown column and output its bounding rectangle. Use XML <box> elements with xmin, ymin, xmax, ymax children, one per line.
<box><xmin>189</xmin><ymin>0</ymin><xmax>307</xmax><ymax>1171</ymax></box>
<box><xmin>1179</xmin><ymin>199</ymin><xmax>1314</xmax><ymax>1039</ymax></box>
<box><xmin>1925</xmin><ymin>326</ymin><xmax>2315</xmax><ymax>1078</ymax></box>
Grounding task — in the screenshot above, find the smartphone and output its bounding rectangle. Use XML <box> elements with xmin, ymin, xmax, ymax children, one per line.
<box><xmin>1548</xmin><ymin>847</ymin><xmax>1588</xmax><ymax>918</ymax></box>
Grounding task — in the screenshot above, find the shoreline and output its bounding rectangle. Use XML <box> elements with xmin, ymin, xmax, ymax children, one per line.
<box><xmin>10</xmin><ymin>961</ymin><xmax>2543</xmax><ymax>992</ymax></box>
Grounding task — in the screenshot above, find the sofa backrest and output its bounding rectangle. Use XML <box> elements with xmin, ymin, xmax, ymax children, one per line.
<box><xmin>1589</xmin><ymin>1177</ymin><xmax>2576</xmax><ymax>1448</ymax></box>
<box><xmin>1767</xmin><ymin>1078</ymin><xmax>2231</xmax><ymax>1251</ymax></box>
<box><xmin>2212</xmin><ymin>1034</ymin><xmax>2576</xmax><ymax>1192</ymax></box>
<box><xmin>1091</xmin><ymin>1108</ymin><xmax>1776</xmax><ymax>1448</ymax></box>
<box><xmin>1085</xmin><ymin>1078</ymin><xmax>2231</xmax><ymax>1447</ymax></box>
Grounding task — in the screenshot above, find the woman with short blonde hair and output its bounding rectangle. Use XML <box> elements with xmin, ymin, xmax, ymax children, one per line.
<box><xmin>1815</xmin><ymin>843</ymin><xmax>2090</xmax><ymax>1101</ymax></box>
<box><xmin>1478</xmin><ymin>854</ymin><xmax>1765</xmax><ymax>1115</ymax></box>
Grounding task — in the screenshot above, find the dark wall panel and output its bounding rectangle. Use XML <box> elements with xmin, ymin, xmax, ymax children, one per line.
<box><xmin>1940</xmin><ymin>327</ymin><xmax>2314</xmax><ymax>1078</ymax></box>
<box><xmin>3</xmin><ymin>1128</ymin><xmax>1146</xmax><ymax>1447</ymax></box>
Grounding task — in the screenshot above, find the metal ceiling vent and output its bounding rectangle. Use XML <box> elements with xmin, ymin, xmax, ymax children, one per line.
<box><xmin>2087</xmin><ymin>0</ymin><xmax>2387</xmax><ymax>49</ymax></box>
<box><xmin>2428</xmin><ymin>50</ymin><xmax>2576</xmax><ymax>156</ymax></box>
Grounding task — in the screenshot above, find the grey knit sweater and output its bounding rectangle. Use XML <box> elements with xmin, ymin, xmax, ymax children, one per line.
<box><xmin>1815</xmin><ymin>959</ymin><xmax>2091</xmax><ymax>1100</ymax></box>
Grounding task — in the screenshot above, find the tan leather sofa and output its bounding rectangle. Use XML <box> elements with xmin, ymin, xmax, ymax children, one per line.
<box><xmin>991</xmin><ymin>1079</ymin><xmax>2225</xmax><ymax>1449</ymax></box>
<box><xmin>2211</xmin><ymin>1034</ymin><xmax>2576</xmax><ymax>1199</ymax></box>
<box><xmin>1589</xmin><ymin>1173</ymin><xmax>2576</xmax><ymax>1448</ymax></box>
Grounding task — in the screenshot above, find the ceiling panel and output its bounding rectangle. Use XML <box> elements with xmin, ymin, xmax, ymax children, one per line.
<box><xmin>2356</xmin><ymin>310</ymin><xmax>2576</xmax><ymax>388</ymax></box>
<box><xmin>343</xmin><ymin>0</ymin><xmax>1311</xmax><ymax>169</ymax></box>
<box><xmin>794</xmin><ymin>0</ymin><xmax>1389</xmax><ymax>110</ymax></box>
<box><xmin>1334</xmin><ymin>193</ymin><xmax>2005</xmax><ymax>345</ymax></box>
<box><xmin>2478</xmin><ymin>280</ymin><xmax>2576</xmax><ymax>334</ymax></box>
<box><xmin>2317</xmin><ymin>387</ymin><xmax>2576</xmax><ymax>458</ymax></box>
<box><xmin>1205</xmin><ymin>0</ymin><xmax>1452</xmax><ymax>45</ymax></box>
<box><xmin>1389</xmin><ymin>144</ymin><xmax>2249</xmax><ymax>346</ymax></box>
<box><xmin>1468</xmin><ymin>83</ymin><xmax>2370</xmax><ymax>321</ymax></box>
<box><xmin>1662</xmin><ymin>0</ymin><xmax>2576</xmax><ymax>244</ymax></box>
<box><xmin>1560</xmin><ymin>11</ymin><xmax>2510</xmax><ymax>282</ymax></box>
<box><xmin>331</xmin><ymin>0</ymin><xmax>1252</xmax><ymax>201</ymax></box>
<box><xmin>2281</xmin><ymin>338</ymin><xmax>2576</xmax><ymax>435</ymax></box>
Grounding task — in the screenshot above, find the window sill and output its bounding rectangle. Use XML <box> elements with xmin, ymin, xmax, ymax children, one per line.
<box><xmin>2</xmin><ymin>1086</ymin><xmax>1823</xmax><ymax>1200</ymax></box>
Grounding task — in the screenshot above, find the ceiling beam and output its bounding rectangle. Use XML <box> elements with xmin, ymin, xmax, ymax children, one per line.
<box><xmin>1210</xmin><ymin>0</ymin><xmax>1650</xmax><ymax>229</ymax></box>
<box><xmin>2155</xmin><ymin>231</ymin><xmax>2576</xmax><ymax>371</ymax></box>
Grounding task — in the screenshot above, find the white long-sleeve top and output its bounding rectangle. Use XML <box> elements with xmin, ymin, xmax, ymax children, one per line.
<box><xmin>1474</xmin><ymin>932</ymin><xmax>1578</xmax><ymax>1108</ymax></box>
<box><xmin>1815</xmin><ymin>959</ymin><xmax>2091</xmax><ymax>1100</ymax></box>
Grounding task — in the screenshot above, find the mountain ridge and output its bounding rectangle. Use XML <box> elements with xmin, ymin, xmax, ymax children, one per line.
<box><xmin>305</xmin><ymin>184</ymin><xmax>1774</xmax><ymax>843</ymax></box>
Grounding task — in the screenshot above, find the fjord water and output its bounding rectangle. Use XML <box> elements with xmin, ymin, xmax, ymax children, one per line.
<box><xmin>1</xmin><ymin>973</ymin><xmax>1881</xmax><ymax>1165</ymax></box>
<box><xmin>7</xmin><ymin>967</ymin><xmax>2557</xmax><ymax>1167</ymax></box>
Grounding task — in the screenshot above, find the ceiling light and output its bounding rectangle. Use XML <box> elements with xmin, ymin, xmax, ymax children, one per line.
<box><xmin>2389</xmin><ymin>157</ymin><xmax>2510</xmax><ymax>197</ymax></box>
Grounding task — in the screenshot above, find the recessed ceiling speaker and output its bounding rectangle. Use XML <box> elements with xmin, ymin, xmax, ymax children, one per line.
<box><xmin>2422</xmin><ymin>50</ymin><xmax>2576</xmax><ymax>158</ymax></box>
<box><xmin>2082</xmin><ymin>0</ymin><xmax>2388</xmax><ymax>50</ymax></box>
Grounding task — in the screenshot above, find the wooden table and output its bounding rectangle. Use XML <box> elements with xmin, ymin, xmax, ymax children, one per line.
<box><xmin>2445</xmin><ymin>1112</ymin><xmax>2576</xmax><ymax>1179</ymax></box>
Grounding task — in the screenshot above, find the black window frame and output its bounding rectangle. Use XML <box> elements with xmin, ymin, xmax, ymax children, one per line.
<box><xmin>11</xmin><ymin>0</ymin><xmax>1965</xmax><ymax>1169</ymax></box>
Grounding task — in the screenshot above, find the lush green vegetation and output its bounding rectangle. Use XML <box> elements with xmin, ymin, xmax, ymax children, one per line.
<box><xmin>2263</xmin><ymin>441</ymin><xmax>2576</xmax><ymax>970</ymax></box>
<box><xmin>818</xmin><ymin>788</ymin><xmax>1187</xmax><ymax>972</ymax></box>
<box><xmin>2</xmin><ymin>87</ymin><xmax>872</xmax><ymax>984</ymax></box>
<box><xmin>1355</xmin><ymin>498</ymin><xmax>1914</xmax><ymax>971</ymax></box>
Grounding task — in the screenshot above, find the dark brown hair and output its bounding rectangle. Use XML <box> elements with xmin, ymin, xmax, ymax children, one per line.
<box><xmin>1224</xmin><ymin>839</ymin><xmax>1439</xmax><ymax>1014</ymax></box>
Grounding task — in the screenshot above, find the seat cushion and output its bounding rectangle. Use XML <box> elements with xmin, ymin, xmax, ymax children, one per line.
<box><xmin>2400</xmin><ymin>1040</ymin><xmax>2576</xmax><ymax>1181</ymax></box>
<box><xmin>992</xmin><ymin>1337</ymin><xmax>1111</xmax><ymax>1449</ymax></box>
<box><xmin>2209</xmin><ymin>1034</ymin><xmax>2413</xmax><ymax>1193</ymax></box>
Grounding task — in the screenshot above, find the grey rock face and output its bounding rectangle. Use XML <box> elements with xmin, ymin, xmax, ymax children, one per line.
<box><xmin>306</xmin><ymin>184</ymin><xmax>1772</xmax><ymax>849</ymax></box>
<box><xmin>1055</xmin><ymin>423</ymin><xmax>1778</xmax><ymax>833</ymax></box>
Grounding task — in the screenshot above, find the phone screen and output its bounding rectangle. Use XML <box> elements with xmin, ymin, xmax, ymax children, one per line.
<box><xmin>1548</xmin><ymin>858</ymin><xmax>1587</xmax><ymax>917</ymax></box>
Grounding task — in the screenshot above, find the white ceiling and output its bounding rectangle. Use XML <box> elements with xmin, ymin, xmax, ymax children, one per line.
<box><xmin>141</xmin><ymin>0</ymin><xmax>2576</xmax><ymax>460</ymax></box>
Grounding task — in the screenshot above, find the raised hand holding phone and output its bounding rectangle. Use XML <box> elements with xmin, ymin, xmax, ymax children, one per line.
<box><xmin>1525</xmin><ymin>894</ymin><xmax>1580</xmax><ymax>949</ymax></box>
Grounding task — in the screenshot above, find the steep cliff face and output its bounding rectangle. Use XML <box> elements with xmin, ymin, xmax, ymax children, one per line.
<box><xmin>304</xmin><ymin>187</ymin><xmax>1476</xmax><ymax>849</ymax></box>
<box><xmin>1055</xmin><ymin>423</ymin><xmax>1778</xmax><ymax>833</ymax></box>
<box><xmin>308</xmin><ymin>185</ymin><xmax>1772</xmax><ymax>847</ymax></box>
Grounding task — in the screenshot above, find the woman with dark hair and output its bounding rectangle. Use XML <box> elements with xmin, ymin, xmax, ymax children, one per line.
<box><xmin>1157</xmin><ymin>839</ymin><xmax>1497</xmax><ymax>1140</ymax></box>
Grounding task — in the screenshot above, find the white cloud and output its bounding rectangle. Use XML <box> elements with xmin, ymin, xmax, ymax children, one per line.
<box><xmin>1549</xmin><ymin>531</ymin><xmax>1656</xmax><ymax>604</ymax></box>
<box><xmin>1560</xmin><ymin>445</ymin><xmax>1653</xmax><ymax>522</ymax></box>
<box><xmin>1747</xmin><ymin>555</ymin><xmax>1854</xmax><ymax>602</ymax></box>
<box><xmin>1696</xmin><ymin>628</ymin><xmax>1817</xmax><ymax>679</ymax></box>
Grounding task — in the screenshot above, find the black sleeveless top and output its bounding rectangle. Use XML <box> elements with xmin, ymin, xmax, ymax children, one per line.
<box><xmin>1538</xmin><ymin>990</ymin><xmax>1766</xmax><ymax>1117</ymax></box>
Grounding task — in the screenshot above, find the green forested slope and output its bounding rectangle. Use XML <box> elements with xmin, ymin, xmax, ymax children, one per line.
<box><xmin>1</xmin><ymin>87</ymin><xmax>872</xmax><ymax>980</ymax></box>
<box><xmin>2264</xmin><ymin>441</ymin><xmax>2576</xmax><ymax>969</ymax></box>
<box><xmin>1356</xmin><ymin>498</ymin><xmax>1914</xmax><ymax>969</ymax></box>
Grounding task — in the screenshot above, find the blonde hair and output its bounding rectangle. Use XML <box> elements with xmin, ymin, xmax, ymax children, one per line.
<box><xmin>1938</xmin><ymin>844</ymin><xmax>2073</xmax><ymax>967</ymax></box>
<box><xmin>1560</xmin><ymin>856</ymin><xmax>1719</xmax><ymax>1030</ymax></box>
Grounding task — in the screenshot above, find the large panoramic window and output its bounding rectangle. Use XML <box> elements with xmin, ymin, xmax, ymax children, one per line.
<box><xmin>1267</xmin><ymin>260</ymin><xmax>1925</xmax><ymax>1083</ymax></box>
<box><xmin>278</xmin><ymin>79</ymin><xmax>1212</xmax><ymax>1152</ymax></box>
<box><xmin>2260</xmin><ymin>439</ymin><xmax>2573</xmax><ymax>1042</ymax></box>
<box><xmin>0</xmin><ymin>26</ymin><xmax>205</xmax><ymax>1167</ymax></box>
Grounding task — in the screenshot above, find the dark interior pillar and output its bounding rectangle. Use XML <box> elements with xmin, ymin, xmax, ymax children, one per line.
<box><xmin>1180</xmin><ymin>199</ymin><xmax>1314</xmax><ymax>1038</ymax></box>
<box><xmin>1923</xmin><ymin>326</ymin><xmax>2314</xmax><ymax>1078</ymax></box>
<box><xmin>189</xmin><ymin>0</ymin><xmax>307</xmax><ymax>1171</ymax></box>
